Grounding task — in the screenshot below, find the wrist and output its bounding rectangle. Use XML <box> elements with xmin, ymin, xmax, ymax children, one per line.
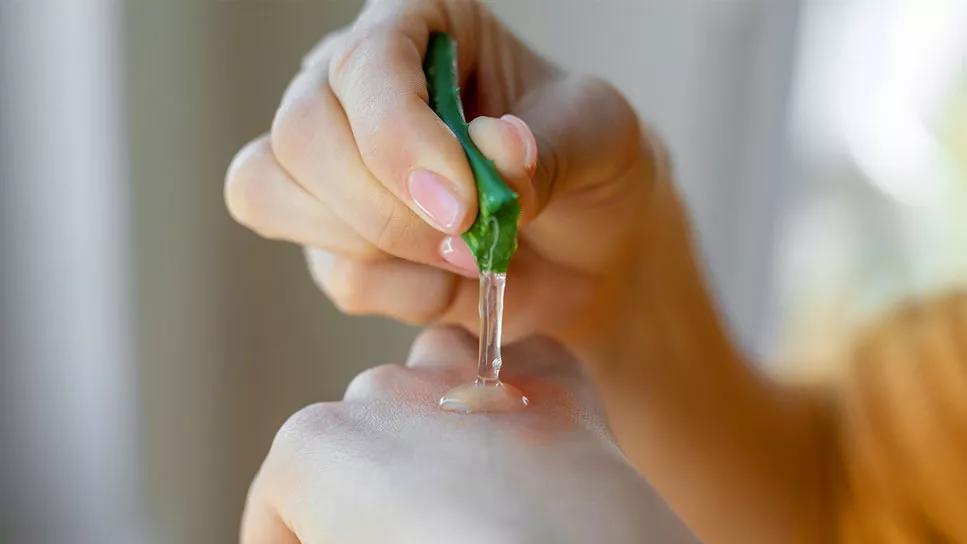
<box><xmin>554</xmin><ymin>156</ymin><xmax>826</xmax><ymax>543</ymax></box>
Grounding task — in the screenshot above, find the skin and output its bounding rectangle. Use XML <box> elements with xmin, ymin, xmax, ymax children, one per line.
<box><xmin>240</xmin><ymin>328</ymin><xmax>698</xmax><ymax>544</ymax></box>
<box><xmin>226</xmin><ymin>0</ymin><xmax>827</xmax><ymax>542</ymax></box>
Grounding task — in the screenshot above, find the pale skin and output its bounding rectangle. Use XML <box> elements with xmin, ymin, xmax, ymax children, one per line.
<box><xmin>241</xmin><ymin>327</ymin><xmax>698</xmax><ymax>544</ymax></box>
<box><xmin>226</xmin><ymin>1</ymin><xmax>827</xmax><ymax>542</ymax></box>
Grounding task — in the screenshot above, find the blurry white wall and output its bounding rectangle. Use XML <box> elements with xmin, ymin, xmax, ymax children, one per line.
<box><xmin>0</xmin><ymin>1</ymin><xmax>143</xmax><ymax>541</ymax></box>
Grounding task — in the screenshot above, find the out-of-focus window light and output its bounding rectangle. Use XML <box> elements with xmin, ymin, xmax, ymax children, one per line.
<box><xmin>774</xmin><ymin>0</ymin><xmax>967</xmax><ymax>377</ymax></box>
<box><xmin>845</xmin><ymin>0</ymin><xmax>963</xmax><ymax>207</ymax></box>
<box><xmin>795</xmin><ymin>0</ymin><xmax>965</xmax><ymax>207</ymax></box>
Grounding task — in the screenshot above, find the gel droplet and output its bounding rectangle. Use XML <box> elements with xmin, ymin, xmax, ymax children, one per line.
<box><xmin>439</xmin><ymin>272</ymin><xmax>528</xmax><ymax>413</ymax></box>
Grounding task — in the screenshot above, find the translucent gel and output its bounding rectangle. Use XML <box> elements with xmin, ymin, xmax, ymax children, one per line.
<box><xmin>439</xmin><ymin>271</ymin><xmax>529</xmax><ymax>413</ymax></box>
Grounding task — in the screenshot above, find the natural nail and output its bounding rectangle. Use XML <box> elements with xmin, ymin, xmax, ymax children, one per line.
<box><xmin>439</xmin><ymin>236</ymin><xmax>478</xmax><ymax>276</ymax></box>
<box><xmin>500</xmin><ymin>114</ymin><xmax>537</xmax><ymax>173</ymax></box>
<box><xmin>408</xmin><ymin>169</ymin><xmax>464</xmax><ymax>232</ymax></box>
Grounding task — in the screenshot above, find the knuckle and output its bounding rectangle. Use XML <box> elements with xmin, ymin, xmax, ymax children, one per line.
<box><xmin>301</xmin><ymin>27</ymin><xmax>348</xmax><ymax>70</ymax></box>
<box><xmin>344</xmin><ymin>363</ymin><xmax>407</xmax><ymax>399</ymax></box>
<box><xmin>270</xmin><ymin>402</ymin><xmax>341</xmax><ymax>460</ymax></box>
<box><xmin>270</xmin><ymin>90</ymin><xmax>324</xmax><ymax>173</ymax></box>
<box><xmin>224</xmin><ymin>138</ymin><xmax>275</xmax><ymax>233</ymax></box>
<box><xmin>328</xmin><ymin>32</ymin><xmax>363</xmax><ymax>88</ymax></box>
<box><xmin>328</xmin><ymin>28</ymin><xmax>388</xmax><ymax>92</ymax></box>
<box><xmin>409</xmin><ymin>325</ymin><xmax>474</xmax><ymax>357</ymax></box>
<box><xmin>575</xmin><ymin>75</ymin><xmax>623</xmax><ymax>104</ymax></box>
<box><xmin>570</xmin><ymin>75</ymin><xmax>645</xmax><ymax>183</ymax></box>
<box><xmin>328</xmin><ymin>28</ymin><xmax>382</xmax><ymax>94</ymax></box>
<box><xmin>325</xmin><ymin>258</ymin><xmax>374</xmax><ymax>316</ymax></box>
<box><xmin>576</xmin><ymin>75</ymin><xmax>640</xmax><ymax>135</ymax></box>
<box><xmin>329</xmin><ymin>28</ymin><xmax>420</xmax><ymax>107</ymax></box>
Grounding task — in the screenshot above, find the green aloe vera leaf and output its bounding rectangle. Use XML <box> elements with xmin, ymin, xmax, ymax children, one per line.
<box><xmin>423</xmin><ymin>32</ymin><xmax>520</xmax><ymax>273</ymax></box>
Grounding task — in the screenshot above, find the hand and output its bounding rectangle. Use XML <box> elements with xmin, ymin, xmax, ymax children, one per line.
<box><xmin>224</xmin><ymin>2</ymin><xmax>781</xmax><ymax>541</ymax></box>
<box><xmin>240</xmin><ymin>327</ymin><xmax>696</xmax><ymax>544</ymax></box>
<box><xmin>224</xmin><ymin>0</ymin><xmax>666</xmax><ymax>346</ymax></box>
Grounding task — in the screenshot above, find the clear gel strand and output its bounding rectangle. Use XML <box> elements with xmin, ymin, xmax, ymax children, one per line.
<box><xmin>475</xmin><ymin>271</ymin><xmax>505</xmax><ymax>384</ymax></box>
<box><xmin>438</xmin><ymin>271</ymin><xmax>529</xmax><ymax>413</ymax></box>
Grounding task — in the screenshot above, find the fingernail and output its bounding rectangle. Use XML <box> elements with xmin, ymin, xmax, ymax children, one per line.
<box><xmin>439</xmin><ymin>236</ymin><xmax>478</xmax><ymax>276</ymax></box>
<box><xmin>408</xmin><ymin>169</ymin><xmax>465</xmax><ymax>232</ymax></box>
<box><xmin>500</xmin><ymin>114</ymin><xmax>537</xmax><ymax>172</ymax></box>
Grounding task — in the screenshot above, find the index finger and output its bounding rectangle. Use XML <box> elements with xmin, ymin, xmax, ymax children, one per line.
<box><xmin>328</xmin><ymin>0</ymin><xmax>482</xmax><ymax>235</ymax></box>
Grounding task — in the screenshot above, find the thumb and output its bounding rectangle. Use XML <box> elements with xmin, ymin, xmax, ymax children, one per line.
<box><xmin>519</xmin><ymin>76</ymin><xmax>643</xmax><ymax>209</ymax></box>
<box><xmin>468</xmin><ymin>114</ymin><xmax>540</xmax><ymax>224</ymax></box>
<box><xmin>470</xmin><ymin>76</ymin><xmax>642</xmax><ymax>225</ymax></box>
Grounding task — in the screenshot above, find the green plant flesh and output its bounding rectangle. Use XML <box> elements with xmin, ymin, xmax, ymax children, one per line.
<box><xmin>423</xmin><ymin>32</ymin><xmax>520</xmax><ymax>273</ymax></box>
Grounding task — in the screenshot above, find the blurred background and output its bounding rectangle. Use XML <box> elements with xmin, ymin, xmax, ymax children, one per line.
<box><xmin>1</xmin><ymin>0</ymin><xmax>964</xmax><ymax>542</ymax></box>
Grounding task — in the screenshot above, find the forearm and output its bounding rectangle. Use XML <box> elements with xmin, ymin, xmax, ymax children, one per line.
<box><xmin>574</xmin><ymin>176</ymin><xmax>829</xmax><ymax>543</ymax></box>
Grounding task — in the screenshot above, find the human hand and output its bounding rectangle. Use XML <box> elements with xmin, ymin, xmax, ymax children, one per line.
<box><xmin>240</xmin><ymin>327</ymin><xmax>695</xmax><ymax>544</ymax></box>
<box><xmin>224</xmin><ymin>0</ymin><xmax>668</xmax><ymax>348</ymax></box>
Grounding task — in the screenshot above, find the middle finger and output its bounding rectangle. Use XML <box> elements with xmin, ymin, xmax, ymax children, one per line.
<box><xmin>271</xmin><ymin>65</ymin><xmax>448</xmax><ymax>267</ymax></box>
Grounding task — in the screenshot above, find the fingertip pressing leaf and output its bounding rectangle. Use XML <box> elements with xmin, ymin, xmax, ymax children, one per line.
<box><xmin>423</xmin><ymin>32</ymin><xmax>520</xmax><ymax>273</ymax></box>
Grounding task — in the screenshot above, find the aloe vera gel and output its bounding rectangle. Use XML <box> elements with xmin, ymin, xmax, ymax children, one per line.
<box><xmin>424</xmin><ymin>33</ymin><xmax>528</xmax><ymax>413</ymax></box>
